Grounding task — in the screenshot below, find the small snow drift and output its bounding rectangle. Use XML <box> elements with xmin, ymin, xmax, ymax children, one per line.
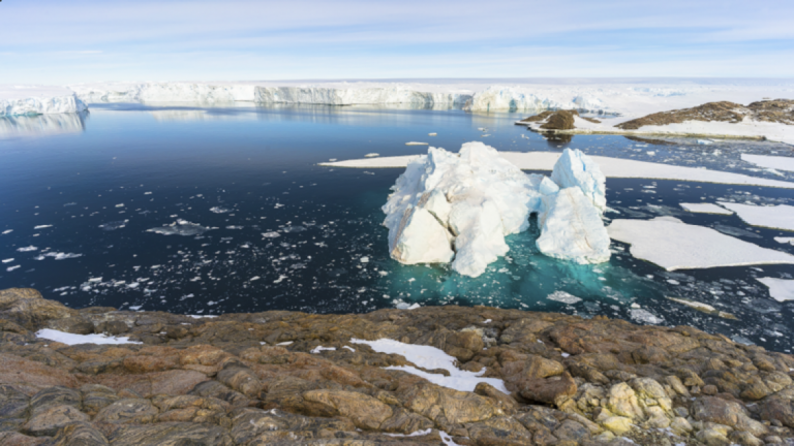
<box><xmin>350</xmin><ymin>337</ymin><xmax>509</xmax><ymax>394</ymax></box>
<box><xmin>36</xmin><ymin>328</ymin><xmax>141</xmax><ymax>345</ymax></box>
<box><xmin>607</xmin><ymin>217</ymin><xmax>794</xmax><ymax>271</ymax></box>
<box><xmin>382</xmin><ymin>144</ymin><xmax>610</xmax><ymax>277</ymax></box>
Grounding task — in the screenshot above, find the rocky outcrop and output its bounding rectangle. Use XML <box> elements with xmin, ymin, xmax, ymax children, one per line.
<box><xmin>2</xmin><ymin>287</ymin><xmax>794</xmax><ymax>445</ymax></box>
<box><xmin>616</xmin><ymin>99</ymin><xmax>794</xmax><ymax>130</ymax></box>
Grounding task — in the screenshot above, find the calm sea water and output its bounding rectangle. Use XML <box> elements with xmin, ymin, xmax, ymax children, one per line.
<box><xmin>1</xmin><ymin>103</ymin><xmax>793</xmax><ymax>351</ymax></box>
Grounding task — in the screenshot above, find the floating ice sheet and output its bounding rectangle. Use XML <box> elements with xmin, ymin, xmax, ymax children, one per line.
<box><xmin>350</xmin><ymin>337</ymin><xmax>509</xmax><ymax>394</ymax></box>
<box><xmin>679</xmin><ymin>203</ymin><xmax>733</xmax><ymax>215</ymax></box>
<box><xmin>607</xmin><ymin>217</ymin><xmax>794</xmax><ymax>271</ymax></box>
<box><xmin>741</xmin><ymin>154</ymin><xmax>794</xmax><ymax>173</ymax></box>
<box><xmin>36</xmin><ymin>328</ymin><xmax>141</xmax><ymax>345</ymax></box>
<box><xmin>321</xmin><ymin>152</ymin><xmax>794</xmax><ymax>189</ymax></box>
<box><xmin>717</xmin><ymin>202</ymin><xmax>794</xmax><ymax>232</ymax></box>
<box><xmin>756</xmin><ymin>277</ymin><xmax>794</xmax><ymax>302</ymax></box>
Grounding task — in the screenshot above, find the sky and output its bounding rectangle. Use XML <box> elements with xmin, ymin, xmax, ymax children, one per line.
<box><xmin>2</xmin><ymin>0</ymin><xmax>794</xmax><ymax>84</ymax></box>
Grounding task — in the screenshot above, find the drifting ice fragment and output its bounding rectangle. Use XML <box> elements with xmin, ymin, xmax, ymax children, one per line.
<box><xmin>717</xmin><ymin>202</ymin><xmax>794</xmax><ymax>232</ymax></box>
<box><xmin>146</xmin><ymin>220</ymin><xmax>218</xmax><ymax>236</ymax></box>
<box><xmin>536</xmin><ymin>187</ymin><xmax>611</xmax><ymax>264</ymax></box>
<box><xmin>550</xmin><ymin>149</ymin><xmax>607</xmax><ymax>215</ymax></box>
<box><xmin>756</xmin><ymin>277</ymin><xmax>794</xmax><ymax>302</ymax></box>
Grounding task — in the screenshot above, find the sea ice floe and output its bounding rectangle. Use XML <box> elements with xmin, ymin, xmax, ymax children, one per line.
<box><xmin>666</xmin><ymin>296</ymin><xmax>737</xmax><ymax>319</ymax></box>
<box><xmin>741</xmin><ymin>154</ymin><xmax>794</xmax><ymax>173</ymax></box>
<box><xmin>350</xmin><ymin>337</ymin><xmax>508</xmax><ymax>393</ymax></box>
<box><xmin>34</xmin><ymin>225</ymin><xmax>53</xmax><ymax>230</ymax></box>
<box><xmin>1</xmin><ymin>259</ymin><xmax>13</xmax><ymax>263</ymax></box>
<box><xmin>679</xmin><ymin>203</ymin><xmax>733</xmax><ymax>215</ymax></box>
<box><xmin>6</xmin><ymin>265</ymin><xmax>20</xmax><ymax>272</ymax></box>
<box><xmin>404</xmin><ymin>142</ymin><xmax>428</xmax><ymax>146</ymax></box>
<box><xmin>716</xmin><ymin>202</ymin><xmax>794</xmax><ymax>232</ymax></box>
<box><xmin>209</xmin><ymin>206</ymin><xmax>231</xmax><ymax>214</ymax></box>
<box><xmin>36</xmin><ymin>328</ymin><xmax>141</xmax><ymax>345</ymax></box>
<box><xmin>17</xmin><ymin>246</ymin><xmax>38</xmax><ymax>252</ymax></box>
<box><xmin>37</xmin><ymin>252</ymin><xmax>82</xmax><ymax>260</ymax></box>
<box><xmin>629</xmin><ymin>308</ymin><xmax>664</xmax><ymax>325</ymax></box>
<box><xmin>99</xmin><ymin>221</ymin><xmax>127</xmax><ymax>231</ymax></box>
<box><xmin>146</xmin><ymin>220</ymin><xmax>218</xmax><ymax>236</ymax></box>
<box><xmin>546</xmin><ymin>291</ymin><xmax>582</xmax><ymax>304</ymax></box>
<box><xmin>756</xmin><ymin>277</ymin><xmax>794</xmax><ymax>302</ymax></box>
<box><xmin>1</xmin><ymin>230</ymin><xmax>12</xmax><ymax>234</ymax></box>
<box><xmin>607</xmin><ymin>217</ymin><xmax>794</xmax><ymax>270</ymax></box>
<box><xmin>261</xmin><ymin>231</ymin><xmax>281</xmax><ymax>238</ymax></box>
<box><xmin>775</xmin><ymin>237</ymin><xmax>794</xmax><ymax>246</ymax></box>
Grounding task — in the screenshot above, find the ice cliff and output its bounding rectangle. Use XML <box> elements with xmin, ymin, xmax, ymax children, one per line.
<box><xmin>383</xmin><ymin>144</ymin><xmax>610</xmax><ymax>277</ymax></box>
<box><xmin>0</xmin><ymin>86</ymin><xmax>87</xmax><ymax>117</ymax></box>
<box><xmin>255</xmin><ymin>86</ymin><xmax>470</xmax><ymax>108</ymax></box>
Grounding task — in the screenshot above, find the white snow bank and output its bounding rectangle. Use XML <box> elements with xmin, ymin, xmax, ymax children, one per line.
<box><xmin>382</xmin><ymin>142</ymin><xmax>538</xmax><ymax>277</ymax></box>
<box><xmin>717</xmin><ymin>202</ymin><xmax>794</xmax><ymax>232</ymax></box>
<box><xmin>0</xmin><ymin>86</ymin><xmax>87</xmax><ymax>117</ymax></box>
<box><xmin>756</xmin><ymin>277</ymin><xmax>794</xmax><ymax>302</ymax></box>
<box><xmin>741</xmin><ymin>154</ymin><xmax>794</xmax><ymax>173</ymax></box>
<box><xmin>36</xmin><ymin>328</ymin><xmax>141</xmax><ymax>345</ymax></box>
<box><xmin>322</xmin><ymin>151</ymin><xmax>794</xmax><ymax>189</ymax></box>
<box><xmin>679</xmin><ymin>203</ymin><xmax>734</xmax><ymax>215</ymax></box>
<box><xmin>607</xmin><ymin>217</ymin><xmax>794</xmax><ymax>271</ymax></box>
<box><xmin>350</xmin><ymin>338</ymin><xmax>509</xmax><ymax>394</ymax></box>
<box><xmin>536</xmin><ymin>187</ymin><xmax>611</xmax><ymax>264</ymax></box>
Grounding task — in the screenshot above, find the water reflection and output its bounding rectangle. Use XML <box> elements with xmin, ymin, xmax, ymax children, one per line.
<box><xmin>0</xmin><ymin>111</ymin><xmax>88</xmax><ymax>137</ymax></box>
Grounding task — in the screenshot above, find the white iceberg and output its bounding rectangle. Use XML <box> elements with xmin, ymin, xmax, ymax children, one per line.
<box><xmin>607</xmin><ymin>217</ymin><xmax>794</xmax><ymax>270</ymax></box>
<box><xmin>536</xmin><ymin>187</ymin><xmax>611</xmax><ymax>264</ymax></box>
<box><xmin>550</xmin><ymin>148</ymin><xmax>607</xmax><ymax>215</ymax></box>
<box><xmin>382</xmin><ymin>142</ymin><xmax>538</xmax><ymax>277</ymax></box>
<box><xmin>0</xmin><ymin>86</ymin><xmax>87</xmax><ymax>117</ymax></box>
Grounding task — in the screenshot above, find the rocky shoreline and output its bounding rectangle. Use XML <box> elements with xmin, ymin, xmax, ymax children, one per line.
<box><xmin>2</xmin><ymin>288</ymin><xmax>794</xmax><ymax>445</ymax></box>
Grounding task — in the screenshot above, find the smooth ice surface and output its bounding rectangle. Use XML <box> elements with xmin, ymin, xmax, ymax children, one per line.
<box><xmin>322</xmin><ymin>152</ymin><xmax>794</xmax><ymax>189</ymax></box>
<box><xmin>679</xmin><ymin>203</ymin><xmax>734</xmax><ymax>215</ymax></box>
<box><xmin>382</xmin><ymin>142</ymin><xmax>538</xmax><ymax>277</ymax></box>
<box><xmin>36</xmin><ymin>328</ymin><xmax>141</xmax><ymax>345</ymax></box>
<box><xmin>716</xmin><ymin>202</ymin><xmax>794</xmax><ymax>232</ymax></box>
<box><xmin>536</xmin><ymin>187</ymin><xmax>611</xmax><ymax>264</ymax></box>
<box><xmin>0</xmin><ymin>86</ymin><xmax>87</xmax><ymax>117</ymax></box>
<box><xmin>550</xmin><ymin>149</ymin><xmax>607</xmax><ymax>214</ymax></box>
<box><xmin>756</xmin><ymin>277</ymin><xmax>794</xmax><ymax>302</ymax></box>
<box><xmin>350</xmin><ymin>338</ymin><xmax>509</xmax><ymax>394</ymax></box>
<box><xmin>607</xmin><ymin>217</ymin><xmax>794</xmax><ymax>271</ymax></box>
<box><xmin>742</xmin><ymin>154</ymin><xmax>794</xmax><ymax>173</ymax></box>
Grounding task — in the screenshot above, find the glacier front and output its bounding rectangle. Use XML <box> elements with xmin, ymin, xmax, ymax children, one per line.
<box><xmin>0</xmin><ymin>86</ymin><xmax>87</xmax><ymax>117</ymax></box>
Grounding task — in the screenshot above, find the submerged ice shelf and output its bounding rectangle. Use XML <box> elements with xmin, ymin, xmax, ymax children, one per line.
<box><xmin>383</xmin><ymin>143</ymin><xmax>610</xmax><ymax>277</ymax></box>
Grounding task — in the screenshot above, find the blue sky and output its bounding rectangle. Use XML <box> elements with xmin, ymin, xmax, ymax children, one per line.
<box><xmin>2</xmin><ymin>0</ymin><xmax>793</xmax><ymax>84</ymax></box>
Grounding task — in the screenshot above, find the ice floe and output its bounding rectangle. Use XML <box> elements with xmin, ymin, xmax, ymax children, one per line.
<box><xmin>146</xmin><ymin>220</ymin><xmax>218</xmax><ymax>236</ymax></box>
<box><xmin>546</xmin><ymin>291</ymin><xmax>582</xmax><ymax>304</ymax></box>
<box><xmin>607</xmin><ymin>217</ymin><xmax>794</xmax><ymax>271</ymax></box>
<box><xmin>679</xmin><ymin>203</ymin><xmax>733</xmax><ymax>215</ymax></box>
<box><xmin>741</xmin><ymin>154</ymin><xmax>794</xmax><ymax>172</ymax></box>
<box><xmin>666</xmin><ymin>296</ymin><xmax>737</xmax><ymax>319</ymax></box>
<box><xmin>36</xmin><ymin>328</ymin><xmax>141</xmax><ymax>345</ymax></box>
<box><xmin>775</xmin><ymin>237</ymin><xmax>794</xmax><ymax>246</ymax></box>
<box><xmin>716</xmin><ymin>202</ymin><xmax>794</xmax><ymax>232</ymax></box>
<box><xmin>350</xmin><ymin>337</ymin><xmax>508</xmax><ymax>393</ymax></box>
<box><xmin>322</xmin><ymin>151</ymin><xmax>794</xmax><ymax>189</ymax></box>
<box><xmin>36</xmin><ymin>252</ymin><xmax>83</xmax><ymax>260</ymax></box>
<box><xmin>756</xmin><ymin>277</ymin><xmax>794</xmax><ymax>302</ymax></box>
<box><xmin>17</xmin><ymin>246</ymin><xmax>38</xmax><ymax>252</ymax></box>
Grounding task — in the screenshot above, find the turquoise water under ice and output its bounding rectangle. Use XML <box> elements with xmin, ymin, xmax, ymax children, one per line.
<box><xmin>1</xmin><ymin>102</ymin><xmax>793</xmax><ymax>351</ymax></box>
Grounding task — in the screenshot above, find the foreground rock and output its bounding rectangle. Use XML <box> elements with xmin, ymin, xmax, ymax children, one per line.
<box><xmin>2</xmin><ymin>287</ymin><xmax>794</xmax><ymax>445</ymax></box>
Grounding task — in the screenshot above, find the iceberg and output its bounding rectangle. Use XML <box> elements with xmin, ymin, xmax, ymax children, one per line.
<box><xmin>0</xmin><ymin>86</ymin><xmax>87</xmax><ymax>117</ymax></box>
<box><xmin>550</xmin><ymin>148</ymin><xmax>607</xmax><ymax>215</ymax></box>
<box><xmin>536</xmin><ymin>187</ymin><xmax>611</xmax><ymax>264</ymax></box>
<box><xmin>382</xmin><ymin>142</ymin><xmax>539</xmax><ymax>277</ymax></box>
<box><xmin>382</xmin><ymin>144</ymin><xmax>609</xmax><ymax>277</ymax></box>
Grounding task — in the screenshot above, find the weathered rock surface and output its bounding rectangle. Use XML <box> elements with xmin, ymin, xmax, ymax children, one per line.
<box><xmin>2</xmin><ymin>287</ymin><xmax>794</xmax><ymax>445</ymax></box>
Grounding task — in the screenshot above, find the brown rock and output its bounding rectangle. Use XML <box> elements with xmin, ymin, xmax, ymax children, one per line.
<box><xmin>519</xmin><ymin>372</ymin><xmax>577</xmax><ymax>407</ymax></box>
<box><xmin>22</xmin><ymin>404</ymin><xmax>90</xmax><ymax>437</ymax></box>
<box><xmin>108</xmin><ymin>422</ymin><xmax>232</xmax><ymax>446</ymax></box>
<box><xmin>400</xmin><ymin>382</ymin><xmax>500</xmax><ymax>425</ymax></box>
<box><xmin>49</xmin><ymin>421</ymin><xmax>109</xmax><ymax>446</ymax></box>
<box><xmin>0</xmin><ymin>431</ymin><xmax>48</xmax><ymax>446</ymax></box>
<box><xmin>692</xmin><ymin>396</ymin><xmax>768</xmax><ymax>437</ymax></box>
<box><xmin>302</xmin><ymin>389</ymin><xmax>393</xmax><ymax>430</ymax></box>
<box><xmin>0</xmin><ymin>354</ymin><xmax>79</xmax><ymax>392</ymax></box>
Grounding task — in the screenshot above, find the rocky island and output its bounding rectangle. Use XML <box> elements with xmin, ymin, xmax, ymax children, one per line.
<box><xmin>2</xmin><ymin>287</ymin><xmax>794</xmax><ymax>446</ymax></box>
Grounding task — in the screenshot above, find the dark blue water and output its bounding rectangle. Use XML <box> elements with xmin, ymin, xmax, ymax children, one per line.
<box><xmin>1</xmin><ymin>103</ymin><xmax>793</xmax><ymax>352</ymax></box>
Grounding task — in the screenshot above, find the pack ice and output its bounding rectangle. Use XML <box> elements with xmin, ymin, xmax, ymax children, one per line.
<box><xmin>382</xmin><ymin>143</ymin><xmax>610</xmax><ymax>277</ymax></box>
